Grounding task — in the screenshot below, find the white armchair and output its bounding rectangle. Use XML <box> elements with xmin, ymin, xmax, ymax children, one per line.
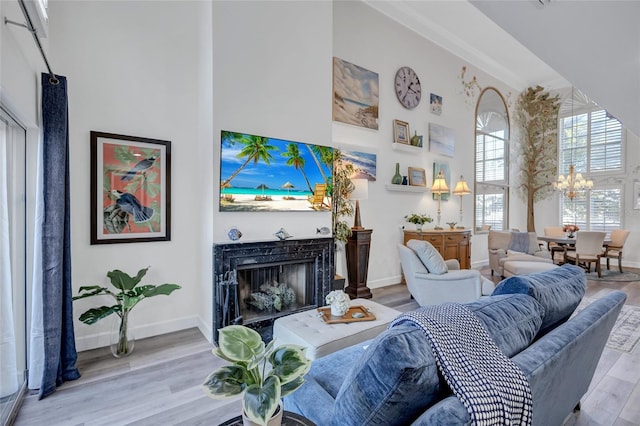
<box><xmin>398</xmin><ymin>243</ymin><xmax>495</xmax><ymax>306</ymax></box>
<box><xmin>488</xmin><ymin>231</ymin><xmax>551</xmax><ymax>277</ymax></box>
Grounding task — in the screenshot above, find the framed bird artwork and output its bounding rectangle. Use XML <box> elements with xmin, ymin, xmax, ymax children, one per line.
<box><xmin>90</xmin><ymin>131</ymin><xmax>171</xmax><ymax>244</ymax></box>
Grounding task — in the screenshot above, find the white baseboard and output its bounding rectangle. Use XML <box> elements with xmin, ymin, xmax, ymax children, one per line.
<box><xmin>75</xmin><ymin>315</ymin><xmax>200</xmax><ymax>352</ymax></box>
<box><xmin>197</xmin><ymin>316</ymin><xmax>213</xmax><ymax>344</ymax></box>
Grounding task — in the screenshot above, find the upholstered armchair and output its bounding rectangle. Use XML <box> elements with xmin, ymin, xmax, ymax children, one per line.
<box><xmin>398</xmin><ymin>241</ymin><xmax>494</xmax><ymax>306</ymax></box>
<box><xmin>604</xmin><ymin>229</ymin><xmax>630</xmax><ymax>273</ymax></box>
<box><xmin>488</xmin><ymin>231</ymin><xmax>552</xmax><ymax>277</ymax></box>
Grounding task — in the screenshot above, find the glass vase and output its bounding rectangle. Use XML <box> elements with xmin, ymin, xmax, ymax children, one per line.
<box><xmin>110</xmin><ymin>311</ymin><xmax>135</xmax><ymax>358</ymax></box>
<box><xmin>392</xmin><ymin>163</ymin><xmax>403</xmax><ymax>185</ymax></box>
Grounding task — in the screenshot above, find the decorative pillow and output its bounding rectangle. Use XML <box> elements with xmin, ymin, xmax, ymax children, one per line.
<box><xmin>491</xmin><ymin>264</ymin><xmax>586</xmax><ymax>334</ymax></box>
<box><xmin>332</xmin><ymin>324</ymin><xmax>442</xmax><ymax>425</ymax></box>
<box><xmin>465</xmin><ymin>294</ymin><xmax>544</xmax><ymax>357</ymax></box>
<box><xmin>407</xmin><ymin>239</ymin><xmax>448</xmax><ymax>274</ymax></box>
<box><xmin>508</xmin><ymin>232</ymin><xmax>531</xmax><ymax>253</ymax></box>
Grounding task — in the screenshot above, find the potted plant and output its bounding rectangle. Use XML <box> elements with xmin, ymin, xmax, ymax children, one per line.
<box><xmin>202</xmin><ymin>325</ymin><xmax>311</xmax><ymax>426</ymax></box>
<box><xmin>73</xmin><ymin>267</ymin><xmax>181</xmax><ymax>358</ymax></box>
<box><xmin>405</xmin><ymin>212</ymin><xmax>433</xmax><ymax>232</ymax></box>
<box><xmin>563</xmin><ymin>224</ymin><xmax>580</xmax><ymax>238</ymax></box>
<box><xmin>330</xmin><ymin>149</ymin><xmax>355</xmax><ymax>289</ymax></box>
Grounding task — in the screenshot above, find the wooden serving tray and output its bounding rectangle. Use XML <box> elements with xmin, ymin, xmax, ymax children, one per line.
<box><xmin>317</xmin><ymin>305</ymin><xmax>376</xmax><ymax>324</ymax></box>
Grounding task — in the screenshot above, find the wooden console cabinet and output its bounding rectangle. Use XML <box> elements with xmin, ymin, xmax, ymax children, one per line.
<box><xmin>403</xmin><ymin>229</ymin><xmax>471</xmax><ymax>269</ymax></box>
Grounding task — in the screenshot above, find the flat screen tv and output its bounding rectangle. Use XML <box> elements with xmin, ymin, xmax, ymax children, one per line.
<box><xmin>219</xmin><ymin>130</ymin><xmax>333</xmax><ymax>212</ymax></box>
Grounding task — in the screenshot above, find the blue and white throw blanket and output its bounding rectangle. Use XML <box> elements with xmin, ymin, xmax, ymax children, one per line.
<box><xmin>391</xmin><ymin>304</ymin><xmax>532</xmax><ymax>425</ymax></box>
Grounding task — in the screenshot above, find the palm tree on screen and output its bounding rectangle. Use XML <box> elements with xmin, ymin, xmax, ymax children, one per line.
<box><xmin>221</xmin><ymin>131</ymin><xmax>277</xmax><ymax>187</ymax></box>
<box><xmin>282</xmin><ymin>143</ymin><xmax>312</xmax><ymax>192</ymax></box>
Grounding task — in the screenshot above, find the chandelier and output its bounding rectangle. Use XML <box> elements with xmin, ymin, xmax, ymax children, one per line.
<box><xmin>553</xmin><ymin>164</ymin><xmax>593</xmax><ymax>200</ymax></box>
<box><xmin>553</xmin><ymin>87</ymin><xmax>593</xmax><ymax>200</ymax></box>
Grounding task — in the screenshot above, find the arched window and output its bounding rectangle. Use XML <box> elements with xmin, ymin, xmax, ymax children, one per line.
<box><xmin>475</xmin><ymin>88</ymin><xmax>509</xmax><ymax>232</ymax></box>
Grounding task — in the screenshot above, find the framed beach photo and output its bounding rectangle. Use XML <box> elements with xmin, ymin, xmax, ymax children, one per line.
<box><xmin>332</xmin><ymin>57</ymin><xmax>379</xmax><ymax>130</ymax></box>
<box><xmin>429</xmin><ymin>123</ymin><xmax>455</xmax><ymax>157</ymax></box>
<box><xmin>433</xmin><ymin>162</ymin><xmax>451</xmax><ymax>201</ymax></box>
<box><xmin>408</xmin><ymin>167</ymin><xmax>426</xmax><ymax>187</ymax></box>
<box><xmin>430</xmin><ymin>93</ymin><xmax>443</xmax><ymax>115</ymax></box>
<box><xmin>90</xmin><ymin>131</ymin><xmax>171</xmax><ymax>244</ymax></box>
<box><xmin>342</xmin><ymin>149</ymin><xmax>377</xmax><ymax>181</ymax></box>
<box><xmin>394</xmin><ymin>119</ymin><xmax>410</xmax><ymax>145</ymax></box>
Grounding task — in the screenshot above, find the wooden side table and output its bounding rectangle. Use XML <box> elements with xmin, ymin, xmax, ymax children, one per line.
<box><xmin>345</xmin><ymin>228</ymin><xmax>373</xmax><ymax>299</ymax></box>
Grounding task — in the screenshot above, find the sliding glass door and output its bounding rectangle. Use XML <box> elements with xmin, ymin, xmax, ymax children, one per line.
<box><xmin>0</xmin><ymin>107</ymin><xmax>27</xmax><ymax>424</ymax></box>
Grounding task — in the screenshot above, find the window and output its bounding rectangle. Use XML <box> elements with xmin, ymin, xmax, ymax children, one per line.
<box><xmin>475</xmin><ymin>88</ymin><xmax>509</xmax><ymax>232</ymax></box>
<box><xmin>559</xmin><ymin>100</ymin><xmax>624</xmax><ymax>230</ymax></box>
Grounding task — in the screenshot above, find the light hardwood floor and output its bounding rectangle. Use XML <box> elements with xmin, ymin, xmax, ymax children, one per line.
<box><xmin>12</xmin><ymin>268</ymin><xmax>640</xmax><ymax>426</ymax></box>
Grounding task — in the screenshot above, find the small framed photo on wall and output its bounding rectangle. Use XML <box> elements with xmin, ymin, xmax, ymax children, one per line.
<box><xmin>430</xmin><ymin>93</ymin><xmax>442</xmax><ymax>115</ymax></box>
<box><xmin>408</xmin><ymin>167</ymin><xmax>427</xmax><ymax>186</ymax></box>
<box><xmin>393</xmin><ymin>119</ymin><xmax>410</xmax><ymax>144</ymax></box>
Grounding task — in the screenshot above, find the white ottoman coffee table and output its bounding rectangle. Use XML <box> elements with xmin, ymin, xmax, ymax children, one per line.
<box><xmin>503</xmin><ymin>260</ymin><xmax>558</xmax><ymax>278</ymax></box>
<box><xmin>272</xmin><ymin>298</ymin><xmax>401</xmax><ymax>360</ymax></box>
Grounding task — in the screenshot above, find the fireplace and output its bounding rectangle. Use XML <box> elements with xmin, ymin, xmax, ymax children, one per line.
<box><xmin>213</xmin><ymin>237</ymin><xmax>333</xmax><ymax>343</ymax></box>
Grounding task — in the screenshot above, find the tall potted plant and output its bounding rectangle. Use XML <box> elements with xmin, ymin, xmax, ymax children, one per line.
<box><xmin>73</xmin><ymin>267</ymin><xmax>181</xmax><ymax>357</ymax></box>
<box><xmin>203</xmin><ymin>325</ymin><xmax>311</xmax><ymax>426</ymax></box>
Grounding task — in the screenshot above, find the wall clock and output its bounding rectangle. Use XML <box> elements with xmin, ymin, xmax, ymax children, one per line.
<box><xmin>395</xmin><ymin>66</ymin><xmax>421</xmax><ymax>109</ymax></box>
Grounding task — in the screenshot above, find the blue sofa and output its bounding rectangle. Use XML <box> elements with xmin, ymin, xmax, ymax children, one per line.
<box><xmin>284</xmin><ymin>264</ymin><xmax>626</xmax><ymax>425</ymax></box>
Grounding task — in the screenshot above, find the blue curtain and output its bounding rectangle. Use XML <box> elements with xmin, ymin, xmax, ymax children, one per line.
<box><xmin>39</xmin><ymin>73</ymin><xmax>80</xmax><ymax>398</ymax></box>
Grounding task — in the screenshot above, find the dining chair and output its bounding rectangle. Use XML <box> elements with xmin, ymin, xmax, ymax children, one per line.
<box><xmin>603</xmin><ymin>229</ymin><xmax>631</xmax><ymax>273</ymax></box>
<box><xmin>544</xmin><ymin>226</ymin><xmax>566</xmax><ymax>264</ymax></box>
<box><xmin>563</xmin><ymin>231</ymin><xmax>606</xmax><ymax>277</ymax></box>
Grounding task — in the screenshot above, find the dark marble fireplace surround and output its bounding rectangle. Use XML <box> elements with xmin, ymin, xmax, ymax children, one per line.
<box><xmin>213</xmin><ymin>237</ymin><xmax>333</xmax><ymax>343</ymax></box>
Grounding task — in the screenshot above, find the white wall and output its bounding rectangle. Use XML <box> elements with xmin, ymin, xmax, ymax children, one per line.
<box><xmin>48</xmin><ymin>0</ymin><xmax>212</xmax><ymax>350</ymax></box>
<box><xmin>332</xmin><ymin>1</ymin><xmax>517</xmax><ymax>284</ymax></box>
<box><xmin>212</xmin><ymin>1</ymin><xmax>334</xmax><ymax>243</ymax></box>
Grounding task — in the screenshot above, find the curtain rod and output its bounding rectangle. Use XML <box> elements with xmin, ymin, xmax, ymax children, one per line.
<box><xmin>4</xmin><ymin>0</ymin><xmax>58</xmax><ymax>85</ymax></box>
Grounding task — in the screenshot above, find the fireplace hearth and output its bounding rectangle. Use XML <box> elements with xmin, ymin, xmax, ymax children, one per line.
<box><xmin>213</xmin><ymin>237</ymin><xmax>333</xmax><ymax>343</ymax></box>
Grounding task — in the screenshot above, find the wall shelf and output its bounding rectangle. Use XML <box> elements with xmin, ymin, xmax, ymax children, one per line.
<box><xmin>385</xmin><ymin>184</ymin><xmax>429</xmax><ymax>193</ymax></box>
<box><xmin>391</xmin><ymin>142</ymin><xmax>423</xmax><ymax>152</ymax></box>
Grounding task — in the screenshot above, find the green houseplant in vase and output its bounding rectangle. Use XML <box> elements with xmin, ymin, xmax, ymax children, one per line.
<box><xmin>73</xmin><ymin>267</ymin><xmax>181</xmax><ymax>358</ymax></box>
<box><xmin>405</xmin><ymin>212</ymin><xmax>433</xmax><ymax>232</ymax></box>
<box><xmin>203</xmin><ymin>325</ymin><xmax>311</xmax><ymax>426</ymax></box>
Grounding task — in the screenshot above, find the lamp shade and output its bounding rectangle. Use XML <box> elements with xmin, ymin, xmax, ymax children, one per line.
<box><xmin>430</xmin><ymin>170</ymin><xmax>449</xmax><ymax>193</ymax></box>
<box><xmin>452</xmin><ymin>176</ymin><xmax>471</xmax><ymax>196</ymax></box>
<box><xmin>350</xmin><ymin>178</ymin><xmax>369</xmax><ymax>200</ymax></box>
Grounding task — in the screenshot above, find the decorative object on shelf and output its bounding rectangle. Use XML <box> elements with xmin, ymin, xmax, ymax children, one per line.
<box><xmin>274</xmin><ymin>228</ymin><xmax>292</xmax><ymax>240</ymax></box>
<box><xmin>452</xmin><ymin>175</ymin><xmax>472</xmax><ymax>227</ymax></box>
<box><xmin>410</xmin><ymin>131</ymin><xmax>422</xmax><ymax>147</ymax></box>
<box><xmin>333</xmin><ymin>57</ymin><xmax>379</xmax><ymax>130</ymax></box>
<box><xmin>447</xmin><ymin>222</ymin><xmax>457</xmax><ymax>230</ymax></box>
<box><xmin>227</xmin><ymin>227</ymin><xmax>242</xmax><ymax>241</ymax></box>
<box><xmin>326</xmin><ymin>289</ymin><xmax>350</xmax><ymax>317</ymax></box>
<box><xmin>73</xmin><ymin>267</ymin><xmax>181</xmax><ymax>358</ymax></box>
<box><xmin>394</xmin><ymin>66</ymin><xmax>421</xmax><ymax>109</ymax></box>
<box><xmin>402</xmin><ymin>176</ymin><xmax>408</xmax><ymax>185</ymax></box>
<box><xmin>430</xmin><ymin>93</ymin><xmax>443</xmax><ymax>115</ymax></box>
<box><xmin>350</xmin><ymin>179</ymin><xmax>368</xmax><ymax>230</ymax></box>
<box><xmin>393</xmin><ymin>119</ymin><xmax>410</xmax><ymax>145</ymax></box>
<box><xmin>316</xmin><ymin>226</ymin><xmax>330</xmax><ymax>235</ymax></box>
<box><xmin>408</xmin><ymin>167</ymin><xmax>426</xmax><ymax>187</ymax></box>
<box><xmin>203</xmin><ymin>324</ymin><xmax>311</xmax><ymax>426</ymax></box>
<box><xmin>90</xmin><ymin>131</ymin><xmax>171</xmax><ymax>244</ymax></box>
<box><xmin>429</xmin><ymin>123</ymin><xmax>455</xmax><ymax>157</ymax></box>
<box><xmin>404</xmin><ymin>213</ymin><xmax>433</xmax><ymax>232</ymax></box>
<box><xmin>563</xmin><ymin>224</ymin><xmax>580</xmax><ymax>238</ymax></box>
<box><xmin>391</xmin><ymin>162</ymin><xmax>403</xmax><ymax>184</ymax></box>
<box><xmin>431</xmin><ymin>169</ymin><xmax>450</xmax><ymax>230</ymax></box>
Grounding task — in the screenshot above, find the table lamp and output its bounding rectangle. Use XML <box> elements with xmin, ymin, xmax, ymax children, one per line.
<box><xmin>350</xmin><ymin>178</ymin><xmax>368</xmax><ymax>230</ymax></box>
<box><xmin>430</xmin><ymin>170</ymin><xmax>449</xmax><ymax>230</ymax></box>
<box><xmin>452</xmin><ymin>175</ymin><xmax>472</xmax><ymax>228</ymax></box>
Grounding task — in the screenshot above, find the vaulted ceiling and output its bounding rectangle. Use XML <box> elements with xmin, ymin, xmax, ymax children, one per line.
<box><xmin>364</xmin><ymin>0</ymin><xmax>640</xmax><ymax>136</ymax></box>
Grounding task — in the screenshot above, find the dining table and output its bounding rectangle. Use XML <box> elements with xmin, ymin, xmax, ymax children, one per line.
<box><xmin>538</xmin><ymin>235</ymin><xmax>612</xmax><ymax>246</ymax></box>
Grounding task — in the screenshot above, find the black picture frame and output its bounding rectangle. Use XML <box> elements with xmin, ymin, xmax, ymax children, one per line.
<box><xmin>90</xmin><ymin>131</ymin><xmax>171</xmax><ymax>244</ymax></box>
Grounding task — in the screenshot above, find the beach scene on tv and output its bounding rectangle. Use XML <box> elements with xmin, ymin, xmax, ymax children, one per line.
<box><xmin>219</xmin><ymin>131</ymin><xmax>334</xmax><ymax>212</ymax></box>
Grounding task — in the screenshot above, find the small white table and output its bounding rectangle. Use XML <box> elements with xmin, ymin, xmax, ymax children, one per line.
<box><xmin>272</xmin><ymin>299</ymin><xmax>401</xmax><ymax>360</ymax></box>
